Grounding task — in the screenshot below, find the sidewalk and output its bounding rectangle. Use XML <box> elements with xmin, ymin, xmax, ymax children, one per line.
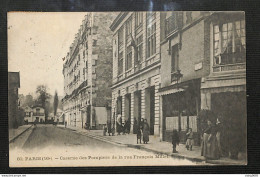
<box><xmin>59</xmin><ymin>125</ymin><xmax>247</xmax><ymax>165</ymax></box>
<box><xmin>9</xmin><ymin>124</ymin><xmax>33</xmax><ymax>142</ymax></box>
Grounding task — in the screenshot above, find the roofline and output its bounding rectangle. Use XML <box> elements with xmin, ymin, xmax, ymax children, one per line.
<box><xmin>110</xmin><ymin>12</ymin><xmax>129</xmax><ymax>31</ymax></box>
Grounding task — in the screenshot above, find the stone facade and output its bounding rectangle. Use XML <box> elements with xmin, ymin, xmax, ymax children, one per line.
<box><xmin>110</xmin><ymin>12</ymin><xmax>161</xmax><ymax>136</ymax></box>
<box><xmin>62</xmin><ymin>13</ymin><xmax>117</xmax><ymax>129</ymax></box>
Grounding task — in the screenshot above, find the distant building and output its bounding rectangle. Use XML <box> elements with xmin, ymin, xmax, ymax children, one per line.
<box><xmin>8</xmin><ymin>72</ymin><xmax>20</xmax><ymax>129</ymax></box>
<box><xmin>31</xmin><ymin>106</ymin><xmax>45</xmax><ymax>123</ymax></box>
<box><xmin>62</xmin><ymin>12</ymin><xmax>118</xmax><ymax>129</ymax></box>
<box><xmin>24</xmin><ymin>106</ymin><xmax>33</xmax><ymax>123</ymax></box>
<box><xmin>54</xmin><ymin>108</ymin><xmax>64</xmax><ymax>123</ymax></box>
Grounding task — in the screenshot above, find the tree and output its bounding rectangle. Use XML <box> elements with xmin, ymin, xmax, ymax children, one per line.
<box><xmin>23</xmin><ymin>94</ymin><xmax>34</xmax><ymax>107</ymax></box>
<box><xmin>36</xmin><ymin>85</ymin><xmax>51</xmax><ymax>121</ymax></box>
<box><xmin>53</xmin><ymin>90</ymin><xmax>59</xmax><ymax>117</ymax></box>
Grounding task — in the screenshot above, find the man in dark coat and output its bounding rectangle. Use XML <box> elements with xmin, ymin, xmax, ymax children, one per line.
<box><xmin>172</xmin><ymin>129</ymin><xmax>180</xmax><ymax>153</ymax></box>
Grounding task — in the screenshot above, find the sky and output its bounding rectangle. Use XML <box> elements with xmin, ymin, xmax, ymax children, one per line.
<box><xmin>8</xmin><ymin>12</ymin><xmax>88</xmax><ymax>97</ymax></box>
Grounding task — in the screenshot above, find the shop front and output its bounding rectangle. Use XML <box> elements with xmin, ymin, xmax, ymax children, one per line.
<box><xmin>201</xmin><ymin>81</ymin><xmax>247</xmax><ymax>159</ymax></box>
<box><xmin>159</xmin><ymin>79</ymin><xmax>201</xmax><ymax>145</ymax></box>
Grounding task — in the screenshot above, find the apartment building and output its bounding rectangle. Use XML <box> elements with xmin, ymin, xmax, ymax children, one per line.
<box><xmin>62</xmin><ymin>12</ymin><xmax>117</xmax><ymax>129</ymax></box>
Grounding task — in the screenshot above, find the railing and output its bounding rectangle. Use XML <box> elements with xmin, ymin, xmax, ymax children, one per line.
<box><xmin>165</xmin><ymin>15</ymin><xmax>178</xmax><ymax>37</ymax></box>
<box><xmin>213</xmin><ymin>63</ymin><xmax>246</xmax><ymax>72</ymax></box>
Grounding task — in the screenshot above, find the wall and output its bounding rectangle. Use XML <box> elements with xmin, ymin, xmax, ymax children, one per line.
<box><xmin>161</xmin><ymin>15</ymin><xmax>210</xmax><ymax>88</ymax></box>
<box><xmin>178</xmin><ymin>20</ymin><xmax>205</xmax><ymax>82</ymax></box>
<box><xmin>93</xmin><ymin>12</ymin><xmax>117</xmax><ymax>107</ymax></box>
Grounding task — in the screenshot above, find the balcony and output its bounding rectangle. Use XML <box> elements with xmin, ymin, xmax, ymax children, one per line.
<box><xmin>213</xmin><ymin>63</ymin><xmax>246</xmax><ymax>72</ymax></box>
<box><xmin>213</xmin><ymin>52</ymin><xmax>246</xmax><ymax>72</ymax></box>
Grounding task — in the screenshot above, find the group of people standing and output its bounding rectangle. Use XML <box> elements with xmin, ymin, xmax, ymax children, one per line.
<box><xmin>135</xmin><ymin>118</ymin><xmax>150</xmax><ymax>144</ymax></box>
<box><xmin>115</xmin><ymin>114</ymin><xmax>131</xmax><ymax>135</ymax></box>
<box><xmin>201</xmin><ymin>118</ymin><xmax>222</xmax><ymax>160</ymax></box>
<box><xmin>171</xmin><ymin>117</ymin><xmax>222</xmax><ymax>160</ymax></box>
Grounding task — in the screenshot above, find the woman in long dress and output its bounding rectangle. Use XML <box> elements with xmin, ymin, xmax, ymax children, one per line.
<box><xmin>201</xmin><ymin>120</ymin><xmax>220</xmax><ymax>160</ymax></box>
<box><xmin>142</xmin><ymin>119</ymin><xmax>150</xmax><ymax>144</ymax></box>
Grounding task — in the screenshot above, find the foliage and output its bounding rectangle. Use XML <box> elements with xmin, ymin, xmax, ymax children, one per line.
<box><xmin>23</xmin><ymin>94</ymin><xmax>34</xmax><ymax>107</ymax></box>
<box><xmin>53</xmin><ymin>91</ymin><xmax>59</xmax><ymax>116</ymax></box>
<box><xmin>36</xmin><ymin>85</ymin><xmax>51</xmax><ymax>120</ymax></box>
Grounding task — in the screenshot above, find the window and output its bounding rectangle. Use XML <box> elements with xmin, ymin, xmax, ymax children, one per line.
<box><xmin>171</xmin><ymin>45</ymin><xmax>179</xmax><ymax>72</ymax></box>
<box><xmin>36</xmin><ymin>108</ymin><xmax>40</xmax><ymax>115</ymax></box>
<box><xmin>118</xmin><ymin>52</ymin><xmax>123</xmax><ymax>75</ymax></box>
<box><xmin>135</xmin><ymin>12</ymin><xmax>143</xmax><ymax>28</ymax></box>
<box><xmin>118</xmin><ymin>27</ymin><xmax>124</xmax><ymax>47</ymax></box>
<box><xmin>165</xmin><ymin>12</ymin><xmax>178</xmax><ymax>36</ymax></box>
<box><xmin>147</xmin><ymin>23</ymin><xmax>156</xmax><ymax>58</ymax></box>
<box><xmin>136</xmin><ymin>35</ymin><xmax>143</xmax><ymax>62</ymax></box>
<box><xmin>213</xmin><ymin>20</ymin><xmax>246</xmax><ymax>66</ymax></box>
<box><xmin>126</xmin><ymin>46</ymin><xmax>132</xmax><ymax>70</ymax></box>
<box><xmin>126</xmin><ymin>17</ymin><xmax>132</xmax><ymax>37</ymax></box>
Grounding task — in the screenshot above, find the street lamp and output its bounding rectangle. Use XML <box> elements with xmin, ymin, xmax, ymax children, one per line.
<box><xmin>172</xmin><ymin>69</ymin><xmax>183</xmax><ymax>132</ymax></box>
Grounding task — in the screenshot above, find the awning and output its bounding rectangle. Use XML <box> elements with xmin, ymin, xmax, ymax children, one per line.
<box><xmin>158</xmin><ymin>87</ymin><xmax>184</xmax><ymax>96</ymax></box>
<box><xmin>158</xmin><ymin>79</ymin><xmax>201</xmax><ymax>96</ymax></box>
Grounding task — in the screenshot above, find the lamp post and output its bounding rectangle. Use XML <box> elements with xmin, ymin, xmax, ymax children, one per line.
<box><xmin>174</xmin><ymin>69</ymin><xmax>183</xmax><ymax>132</ymax></box>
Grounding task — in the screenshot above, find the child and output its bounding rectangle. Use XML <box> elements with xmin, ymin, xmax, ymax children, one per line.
<box><xmin>103</xmin><ymin>124</ymin><xmax>107</xmax><ymax>136</ymax></box>
<box><xmin>111</xmin><ymin>125</ymin><xmax>115</xmax><ymax>136</ymax></box>
<box><xmin>137</xmin><ymin>127</ymin><xmax>142</xmax><ymax>144</ymax></box>
<box><xmin>186</xmin><ymin>128</ymin><xmax>194</xmax><ymax>151</ymax></box>
<box><xmin>172</xmin><ymin>129</ymin><xmax>180</xmax><ymax>153</ymax></box>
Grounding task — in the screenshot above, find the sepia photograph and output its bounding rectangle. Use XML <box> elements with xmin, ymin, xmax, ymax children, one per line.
<box><xmin>8</xmin><ymin>11</ymin><xmax>247</xmax><ymax>167</ymax></box>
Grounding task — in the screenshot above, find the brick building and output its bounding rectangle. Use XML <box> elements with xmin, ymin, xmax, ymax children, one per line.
<box><xmin>62</xmin><ymin>13</ymin><xmax>117</xmax><ymax>129</ymax></box>
<box><xmin>110</xmin><ymin>12</ymin><xmax>161</xmax><ymax>136</ymax></box>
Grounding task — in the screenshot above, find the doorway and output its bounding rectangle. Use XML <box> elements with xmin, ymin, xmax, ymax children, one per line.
<box><xmin>124</xmin><ymin>94</ymin><xmax>131</xmax><ymax>122</ymax></box>
<box><xmin>134</xmin><ymin>91</ymin><xmax>141</xmax><ymax>124</ymax></box>
<box><xmin>145</xmin><ymin>86</ymin><xmax>155</xmax><ymax>135</ymax></box>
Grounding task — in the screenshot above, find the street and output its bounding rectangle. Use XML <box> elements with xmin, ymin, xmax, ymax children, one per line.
<box><xmin>9</xmin><ymin>125</ymin><xmax>200</xmax><ymax>166</ymax></box>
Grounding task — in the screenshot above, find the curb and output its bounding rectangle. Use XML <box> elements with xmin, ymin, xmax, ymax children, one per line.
<box><xmin>61</xmin><ymin>126</ymin><xmax>205</xmax><ymax>163</ymax></box>
<box><xmin>9</xmin><ymin>125</ymin><xmax>33</xmax><ymax>143</ymax></box>
<box><xmin>59</xmin><ymin>126</ymin><xmax>245</xmax><ymax>165</ymax></box>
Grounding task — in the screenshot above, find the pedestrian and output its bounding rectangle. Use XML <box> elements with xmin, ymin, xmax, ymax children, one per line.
<box><xmin>140</xmin><ymin>118</ymin><xmax>144</xmax><ymax>131</ymax></box>
<box><xmin>133</xmin><ymin>117</ymin><xmax>138</xmax><ymax>134</ymax></box>
<box><xmin>186</xmin><ymin>128</ymin><xmax>194</xmax><ymax>151</ymax></box>
<box><xmin>142</xmin><ymin>119</ymin><xmax>150</xmax><ymax>144</ymax></box>
<box><xmin>116</xmin><ymin>114</ymin><xmax>122</xmax><ymax>135</ymax></box>
<box><xmin>125</xmin><ymin>119</ymin><xmax>130</xmax><ymax>134</ymax></box>
<box><xmin>65</xmin><ymin>121</ymin><xmax>67</xmax><ymax>128</ymax></box>
<box><xmin>172</xmin><ymin>129</ymin><xmax>180</xmax><ymax>153</ymax></box>
<box><xmin>137</xmin><ymin>126</ymin><xmax>142</xmax><ymax>144</ymax></box>
<box><xmin>103</xmin><ymin>124</ymin><xmax>107</xmax><ymax>136</ymax></box>
<box><xmin>215</xmin><ymin>117</ymin><xmax>223</xmax><ymax>156</ymax></box>
<box><xmin>122</xmin><ymin>122</ymin><xmax>126</xmax><ymax>135</ymax></box>
<box><xmin>107</xmin><ymin>122</ymin><xmax>112</xmax><ymax>136</ymax></box>
<box><xmin>201</xmin><ymin>119</ymin><xmax>220</xmax><ymax>160</ymax></box>
<box><xmin>111</xmin><ymin>124</ymin><xmax>115</xmax><ymax>136</ymax></box>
